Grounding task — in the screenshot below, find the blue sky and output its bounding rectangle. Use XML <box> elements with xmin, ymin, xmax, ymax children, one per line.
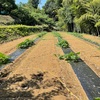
<box><xmin>15</xmin><ymin>0</ymin><xmax>47</xmax><ymax>8</ymax></box>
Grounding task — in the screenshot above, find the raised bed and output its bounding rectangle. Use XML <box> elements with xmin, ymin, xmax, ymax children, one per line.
<box><xmin>56</xmin><ymin>32</ymin><xmax>100</xmax><ymax>100</ymax></box>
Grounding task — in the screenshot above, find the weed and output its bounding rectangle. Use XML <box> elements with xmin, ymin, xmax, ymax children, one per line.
<box><xmin>0</xmin><ymin>52</ymin><xmax>10</xmax><ymax>65</ymax></box>
<box><xmin>18</xmin><ymin>39</ymin><xmax>34</xmax><ymax>49</ymax></box>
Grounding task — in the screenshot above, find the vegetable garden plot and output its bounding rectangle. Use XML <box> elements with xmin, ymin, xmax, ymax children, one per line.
<box><xmin>0</xmin><ymin>33</ymin><xmax>88</xmax><ymax>100</ymax></box>
<box><xmin>0</xmin><ymin>32</ymin><xmax>46</xmax><ymax>70</ymax></box>
<box><xmin>59</xmin><ymin>32</ymin><xmax>100</xmax><ymax>100</ymax></box>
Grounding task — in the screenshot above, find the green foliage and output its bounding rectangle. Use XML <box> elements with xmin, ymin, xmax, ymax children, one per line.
<box><xmin>0</xmin><ymin>25</ymin><xmax>45</xmax><ymax>43</ymax></box>
<box><xmin>57</xmin><ymin>39</ymin><xmax>69</xmax><ymax>48</ymax></box>
<box><xmin>37</xmin><ymin>32</ymin><xmax>47</xmax><ymax>37</ymax></box>
<box><xmin>28</xmin><ymin>0</ymin><xmax>40</xmax><ymax>9</ymax></box>
<box><xmin>94</xmin><ymin>97</ymin><xmax>100</xmax><ymax>100</ymax></box>
<box><xmin>43</xmin><ymin>0</ymin><xmax>63</xmax><ymax>21</ymax></box>
<box><xmin>0</xmin><ymin>0</ymin><xmax>17</xmax><ymax>14</ymax></box>
<box><xmin>52</xmin><ymin>31</ymin><xmax>62</xmax><ymax>38</ymax></box>
<box><xmin>59</xmin><ymin>52</ymin><xmax>80</xmax><ymax>62</ymax></box>
<box><xmin>18</xmin><ymin>39</ymin><xmax>34</xmax><ymax>49</ymax></box>
<box><xmin>0</xmin><ymin>52</ymin><xmax>10</xmax><ymax>65</ymax></box>
<box><xmin>57</xmin><ymin>0</ymin><xmax>100</xmax><ymax>35</ymax></box>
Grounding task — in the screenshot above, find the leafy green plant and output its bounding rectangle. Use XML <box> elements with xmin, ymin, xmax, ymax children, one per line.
<box><xmin>37</xmin><ymin>32</ymin><xmax>47</xmax><ymax>37</ymax></box>
<box><xmin>94</xmin><ymin>97</ymin><xmax>100</xmax><ymax>100</ymax></box>
<box><xmin>18</xmin><ymin>39</ymin><xmax>34</xmax><ymax>49</ymax></box>
<box><xmin>0</xmin><ymin>25</ymin><xmax>47</xmax><ymax>43</ymax></box>
<box><xmin>57</xmin><ymin>39</ymin><xmax>69</xmax><ymax>48</ymax></box>
<box><xmin>0</xmin><ymin>53</ymin><xmax>10</xmax><ymax>65</ymax></box>
<box><xmin>58</xmin><ymin>52</ymin><xmax>80</xmax><ymax>62</ymax></box>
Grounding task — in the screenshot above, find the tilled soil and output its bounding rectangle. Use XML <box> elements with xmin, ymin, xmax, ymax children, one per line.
<box><xmin>60</xmin><ymin>32</ymin><xmax>100</xmax><ymax>77</ymax></box>
<box><xmin>0</xmin><ymin>34</ymin><xmax>37</xmax><ymax>55</ymax></box>
<box><xmin>0</xmin><ymin>33</ymin><xmax>88</xmax><ymax>100</ymax></box>
<box><xmin>83</xmin><ymin>34</ymin><xmax>100</xmax><ymax>44</ymax></box>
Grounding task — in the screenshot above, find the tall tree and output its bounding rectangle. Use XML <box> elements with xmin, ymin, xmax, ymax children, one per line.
<box><xmin>28</xmin><ymin>0</ymin><xmax>40</xmax><ymax>9</ymax></box>
<box><xmin>0</xmin><ymin>0</ymin><xmax>17</xmax><ymax>14</ymax></box>
<box><xmin>43</xmin><ymin>0</ymin><xmax>63</xmax><ymax>21</ymax></box>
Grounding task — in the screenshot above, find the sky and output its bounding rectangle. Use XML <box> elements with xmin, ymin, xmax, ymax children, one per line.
<box><xmin>15</xmin><ymin>0</ymin><xmax>47</xmax><ymax>8</ymax></box>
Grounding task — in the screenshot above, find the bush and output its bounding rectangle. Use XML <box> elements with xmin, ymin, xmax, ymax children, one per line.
<box><xmin>18</xmin><ymin>39</ymin><xmax>34</xmax><ymax>49</ymax></box>
<box><xmin>0</xmin><ymin>25</ymin><xmax>47</xmax><ymax>43</ymax></box>
<box><xmin>0</xmin><ymin>53</ymin><xmax>10</xmax><ymax>65</ymax></box>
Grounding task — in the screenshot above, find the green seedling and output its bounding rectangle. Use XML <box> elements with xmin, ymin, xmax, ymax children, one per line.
<box><xmin>0</xmin><ymin>52</ymin><xmax>10</xmax><ymax>65</ymax></box>
<box><xmin>18</xmin><ymin>39</ymin><xmax>34</xmax><ymax>49</ymax></box>
<box><xmin>58</xmin><ymin>52</ymin><xmax>80</xmax><ymax>62</ymax></box>
<box><xmin>57</xmin><ymin>39</ymin><xmax>69</xmax><ymax>48</ymax></box>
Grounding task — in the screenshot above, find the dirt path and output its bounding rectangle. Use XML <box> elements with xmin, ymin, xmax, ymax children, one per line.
<box><xmin>0</xmin><ymin>33</ymin><xmax>88</xmax><ymax>100</ymax></box>
<box><xmin>83</xmin><ymin>34</ymin><xmax>100</xmax><ymax>44</ymax></box>
<box><xmin>60</xmin><ymin>32</ymin><xmax>100</xmax><ymax>77</ymax></box>
<box><xmin>0</xmin><ymin>34</ymin><xmax>37</xmax><ymax>55</ymax></box>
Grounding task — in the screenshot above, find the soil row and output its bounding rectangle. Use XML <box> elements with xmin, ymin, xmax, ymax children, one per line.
<box><xmin>60</xmin><ymin>32</ymin><xmax>100</xmax><ymax>77</ymax></box>
<box><xmin>0</xmin><ymin>34</ymin><xmax>37</xmax><ymax>55</ymax></box>
<box><xmin>83</xmin><ymin>34</ymin><xmax>100</xmax><ymax>45</ymax></box>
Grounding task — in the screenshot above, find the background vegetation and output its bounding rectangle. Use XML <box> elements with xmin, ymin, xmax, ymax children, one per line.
<box><xmin>0</xmin><ymin>0</ymin><xmax>100</xmax><ymax>37</ymax></box>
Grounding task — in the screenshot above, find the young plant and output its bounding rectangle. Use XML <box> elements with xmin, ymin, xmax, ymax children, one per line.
<box><xmin>59</xmin><ymin>52</ymin><xmax>80</xmax><ymax>62</ymax></box>
<box><xmin>18</xmin><ymin>39</ymin><xmax>34</xmax><ymax>49</ymax></box>
<box><xmin>57</xmin><ymin>39</ymin><xmax>69</xmax><ymax>48</ymax></box>
<box><xmin>94</xmin><ymin>97</ymin><xmax>100</xmax><ymax>100</ymax></box>
<box><xmin>37</xmin><ymin>32</ymin><xmax>47</xmax><ymax>37</ymax></box>
<box><xmin>0</xmin><ymin>52</ymin><xmax>10</xmax><ymax>65</ymax></box>
<box><xmin>52</xmin><ymin>31</ymin><xmax>62</xmax><ymax>38</ymax></box>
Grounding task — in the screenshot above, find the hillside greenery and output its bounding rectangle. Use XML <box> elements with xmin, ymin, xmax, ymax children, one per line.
<box><xmin>0</xmin><ymin>0</ymin><xmax>100</xmax><ymax>36</ymax></box>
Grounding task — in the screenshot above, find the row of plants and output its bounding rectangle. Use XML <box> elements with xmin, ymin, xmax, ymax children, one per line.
<box><xmin>68</xmin><ymin>32</ymin><xmax>100</xmax><ymax>47</ymax></box>
<box><xmin>53</xmin><ymin>32</ymin><xmax>80</xmax><ymax>62</ymax></box>
<box><xmin>52</xmin><ymin>31</ymin><xmax>69</xmax><ymax>48</ymax></box>
<box><xmin>0</xmin><ymin>25</ymin><xmax>48</xmax><ymax>43</ymax></box>
<box><xmin>37</xmin><ymin>32</ymin><xmax>47</xmax><ymax>37</ymax></box>
<box><xmin>0</xmin><ymin>32</ymin><xmax>47</xmax><ymax>66</ymax></box>
<box><xmin>18</xmin><ymin>32</ymin><xmax>47</xmax><ymax>49</ymax></box>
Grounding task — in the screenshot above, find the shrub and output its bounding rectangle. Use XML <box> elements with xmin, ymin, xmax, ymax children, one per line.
<box><xmin>0</xmin><ymin>25</ymin><xmax>48</xmax><ymax>43</ymax></box>
<box><xmin>0</xmin><ymin>53</ymin><xmax>10</xmax><ymax>65</ymax></box>
<box><xmin>18</xmin><ymin>39</ymin><xmax>34</xmax><ymax>49</ymax></box>
<box><xmin>59</xmin><ymin>52</ymin><xmax>80</xmax><ymax>62</ymax></box>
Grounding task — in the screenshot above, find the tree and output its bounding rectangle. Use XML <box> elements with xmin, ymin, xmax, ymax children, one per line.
<box><xmin>28</xmin><ymin>0</ymin><xmax>40</xmax><ymax>9</ymax></box>
<box><xmin>43</xmin><ymin>0</ymin><xmax>63</xmax><ymax>21</ymax></box>
<box><xmin>0</xmin><ymin>0</ymin><xmax>17</xmax><ymax>14</ymax></box>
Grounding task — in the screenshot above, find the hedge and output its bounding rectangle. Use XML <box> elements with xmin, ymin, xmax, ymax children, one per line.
<box><xmin>0</xmin><ymin>25</ymin><xmax>48</xmax><ymax>43</ymax></box>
